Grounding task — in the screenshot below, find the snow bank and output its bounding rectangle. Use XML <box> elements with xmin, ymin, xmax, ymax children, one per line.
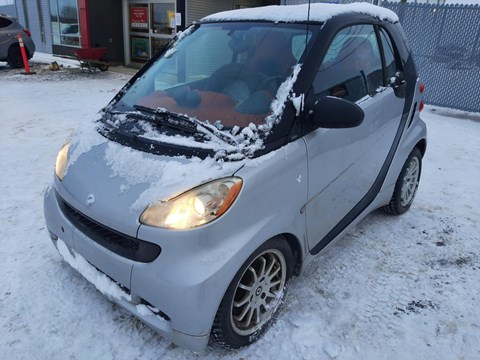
<box><xmin>32</xmin><ymin>51</ymin><xmax>80</xmax><ymax>68</ymax></box>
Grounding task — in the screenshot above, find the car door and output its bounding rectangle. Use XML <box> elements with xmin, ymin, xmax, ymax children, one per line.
<box><xmin>304</xmin><ymin>24</ymin><xmax>392</xmax><ymax>252</ymax></box>
<box><xmin>371</xmin><ymin>26</ymin><xmax>407</xmax><ymax>169</ymax></box>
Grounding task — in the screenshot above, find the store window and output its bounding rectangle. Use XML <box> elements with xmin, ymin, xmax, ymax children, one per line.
<box><xmin>128</xmin><ymin>1</ymin><xmax>175</xmax><ymax>63</ymax></box>
<box><xmin>151</xmin><ymin>3</ymin><xmax>174</xmax><ymax>35</ymax></box>
<box><xmin>49</xmin><ymin>0</ymin><xmax>80</xmax><ymax>47</ymax></box>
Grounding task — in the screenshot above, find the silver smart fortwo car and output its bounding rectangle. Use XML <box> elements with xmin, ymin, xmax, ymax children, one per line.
<box><xmin>44</xmin><ymin>3</ymin><xmax>427</xmax><ymax>352</ymax></box>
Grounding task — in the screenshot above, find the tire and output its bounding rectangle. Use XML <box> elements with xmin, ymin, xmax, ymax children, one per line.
<box><xmin>211</xmin><ymin>237</ymin><xmax>294</xmax><ymax>349</ymax></box>
<box><xmin>97</xmin><ymin>60</ymin><xmax>109</xmax><ymax>72</ymax></box>
<box><xmin>383</xmin><ymin>147</ymin><xmax>422</xmax><ymax>215</ymax></box>
<box><xmin>7</xmin><ymin>44</ymin><xmax>24</xmax><ymax>69</ymax></box>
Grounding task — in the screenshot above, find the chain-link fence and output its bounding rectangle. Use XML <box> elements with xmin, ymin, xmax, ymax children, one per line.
<box><xmin>383</xmin><ymin>2</ymin><xmax>480</xmax><ymax>112</ymax></box>
<box><xmin>282</xmin><ymin>0</ymin><xmax>480</xmax><ymax>112</ymax></box>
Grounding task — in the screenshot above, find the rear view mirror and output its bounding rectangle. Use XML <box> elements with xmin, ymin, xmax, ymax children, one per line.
<box><xmin>312</xmin><ymin>96</ymin><xmax>364</xmax><ymax>129</ymax></box>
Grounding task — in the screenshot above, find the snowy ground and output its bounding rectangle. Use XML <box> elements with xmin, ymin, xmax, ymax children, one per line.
<box><xmin>1</xmin><ymin>61</ymin><xmax>479</xmax><ymax>360</ymax></box>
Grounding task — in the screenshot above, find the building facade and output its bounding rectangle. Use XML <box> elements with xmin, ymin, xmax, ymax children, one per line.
<box><xmin>1</xmin><ymin>0</ymin><xmax>278</xmax><ymax>66</ymax></box>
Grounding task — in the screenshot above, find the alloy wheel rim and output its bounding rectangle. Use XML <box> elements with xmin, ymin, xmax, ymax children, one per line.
<box><xmin>400</xmin><ymin>156</ymin><xmax>420</xmax><ymax>207</ymax></box>
<box><xmin>230</xmin><ymin>249</ymin><xmax>286</xmax><ymax>336</ymax></box>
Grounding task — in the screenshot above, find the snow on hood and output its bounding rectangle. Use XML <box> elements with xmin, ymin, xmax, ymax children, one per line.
<box><xmin>65</xmin><ymin>117</ymin><xmax>246</xmax><ymax>213</ymax></box>
<box><xmin>103</xmin><ymin>141</ymin><xmax>246</xmax><ymax>211</ymax></box>
<box><xmin>202</xmin><ymin>2</ymin><xmax>399</xmax><ymax>24</ymax></box>
<box><xmin>66</xmin><ymin>113</ymin><xmax>106</xmax><ymax>177</ymax></box>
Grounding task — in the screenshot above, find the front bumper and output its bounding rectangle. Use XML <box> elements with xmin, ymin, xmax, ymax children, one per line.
<box><xmin>44</xmin><ymin>185</ymin><xmax>211</xmax><ymax>352</ymax></box>
<box><xmin>53</xmin><ymin>237</ymin><xmax>209</xmax><ymax>352</ymax></box>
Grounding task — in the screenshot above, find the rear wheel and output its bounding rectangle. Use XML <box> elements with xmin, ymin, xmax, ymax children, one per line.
<box><xmin>97</xmin><ymin>60</ymin><xmax>109</xmax><ymax>72</ymax></box>
<box><xmin>383</xmin><ymin>147</ymin><xmax>422</xmax><ymax>215</ymax></box>
<box><xmin>7</xmin><ymin>44</ymin><xmax>23</xmax><ymax>68</ymax></box>
<box><xmin>211</xmin><ymin>237</ymin><xmax>293</xmax><ymax>349</ymax></box>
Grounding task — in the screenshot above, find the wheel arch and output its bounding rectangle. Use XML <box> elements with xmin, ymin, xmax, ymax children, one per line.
<box><xmin>276</xmin><ymin>232</ymin><xmax>303</xmax><ymax>276</ymax></box>
<box><xmin>415</xmin><ymin>138</ymin><xmax>427</xmax><ymax>157</ymax></box>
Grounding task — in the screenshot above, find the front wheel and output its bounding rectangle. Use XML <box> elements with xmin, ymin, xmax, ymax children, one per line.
<box><xmin>383</xmin><ymin>147</ymin><xmax>422</xmax><ymax>215</ymax></box>
<box><xmin>211</xmin><ymin>237</ymin><xmax>294</xmax><ymax>349</ymax></box>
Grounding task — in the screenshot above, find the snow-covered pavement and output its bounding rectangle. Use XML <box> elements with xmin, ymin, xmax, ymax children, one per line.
<box><xmin>1</xmin><ymin>62</ymin><xmax>479</xmax><ymax>360</ymax></box>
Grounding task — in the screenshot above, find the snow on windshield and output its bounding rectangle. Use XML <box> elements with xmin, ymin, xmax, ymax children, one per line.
<box><xmin>102</xmin><ymin>61</ymin><xmax>301</xmax><ymax>161</ymax></box>
<box><xmin>202</xmin><ymin>2</ymin><xmax>399</xmax><ymax>23</ymax></box>
<box><xmin>114</xmin><ymin>22</ymin><xmax>311</xmax><ymax>157</ymax></box>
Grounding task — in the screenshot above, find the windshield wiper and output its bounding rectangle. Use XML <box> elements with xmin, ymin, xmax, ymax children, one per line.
<box><xmin>133</xmin><ymin>105</ymin><xmax>238</xmax><ymax>146</ymax></box>
<box><xmin>133</xmin><ymin>104</ymin><xmax>197</xmax><ymax>134</ymax></box>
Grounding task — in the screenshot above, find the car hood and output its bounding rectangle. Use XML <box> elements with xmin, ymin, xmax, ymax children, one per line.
<box><xmin>57</xmin><ymin>123</ymin><xmax>246</xmax><ymax>237</ymax></box>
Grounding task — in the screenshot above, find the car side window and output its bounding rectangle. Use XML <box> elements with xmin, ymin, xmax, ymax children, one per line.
<box><xmin>378</xmin><ymin>27</ymin><xmax>399</xmax><ymax>84</ymax></box>
<box><xmin>313</xmin><ymin>24</ymin><xmax>384</xmax><ymax>103</ymax></box>
<box><xmin>0</xmin><ymin>16</ymin><xmax>13</xmax><ymax>28</ymax></box>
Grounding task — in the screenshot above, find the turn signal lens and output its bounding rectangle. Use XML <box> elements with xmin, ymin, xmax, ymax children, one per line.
<box><xmin>140</xmin><ymin>177</ymin><xmax>243</xmax><ymax>229</ymax></box>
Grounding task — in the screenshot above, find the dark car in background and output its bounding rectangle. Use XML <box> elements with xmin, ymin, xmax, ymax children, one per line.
<box><xmin>0</xmin><ymin>13</ymin><xmax>35</xmax><ymax>68</ymax></box>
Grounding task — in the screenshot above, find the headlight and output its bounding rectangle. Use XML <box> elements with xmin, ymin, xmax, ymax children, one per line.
<box><xmin>140</xmin><ymin>177</ymin><xmax>243</xmax><ymax>229</ymax></box>
<box><xmin>55</xmin><ymin>142</ymin><xmax>70</xmax><ymax>181</ymax></box>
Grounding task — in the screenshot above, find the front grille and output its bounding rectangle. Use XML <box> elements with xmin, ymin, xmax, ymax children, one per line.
<box><xmin>56</xmin><ymin>191</ymin><xmax>161</xmax><ymax>263</ymax></box>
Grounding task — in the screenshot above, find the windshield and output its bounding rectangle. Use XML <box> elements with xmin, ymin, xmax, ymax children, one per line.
<box><xmin>114</xmin><ymin>22</ymin><xmax>311</xmax><ymax>129</ymax></box>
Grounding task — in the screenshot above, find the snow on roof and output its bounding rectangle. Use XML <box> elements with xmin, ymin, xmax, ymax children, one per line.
<box><xmin>202</xmin><ymin>2</ymin><xmax>399</xmax><ymax>24</ymax></box>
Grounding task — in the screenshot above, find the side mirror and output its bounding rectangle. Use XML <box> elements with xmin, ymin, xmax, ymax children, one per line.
<box><xmin>312</xmin><ymin>96</ymin><xmax>364</xmax><ymax>129</ymax></box>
